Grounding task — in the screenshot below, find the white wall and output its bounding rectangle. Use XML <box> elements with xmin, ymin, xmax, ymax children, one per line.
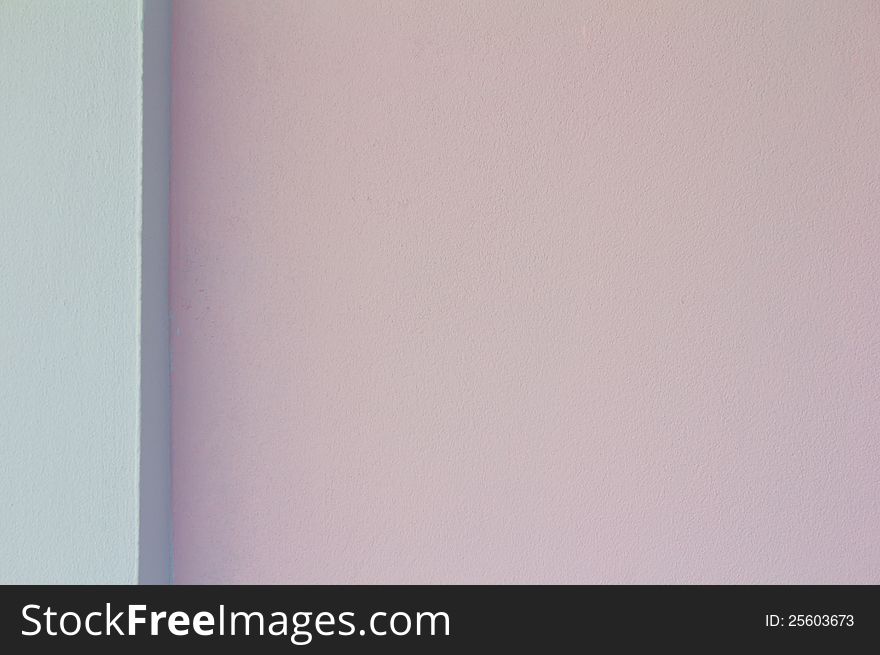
<box><xmin>0</xmin><ymin>0</ymin><xmax>170</xmax><ymax>583</ymax></box>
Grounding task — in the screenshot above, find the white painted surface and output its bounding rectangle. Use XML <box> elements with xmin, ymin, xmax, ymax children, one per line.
<box><xmin>0</xmin><ymin>1</ymin><xmax>169</xmax><ymax>583</ymax></box>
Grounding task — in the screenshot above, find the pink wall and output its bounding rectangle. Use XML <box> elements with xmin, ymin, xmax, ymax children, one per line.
<box><xmin>171</xmin><ymin>1</ymin><xmax>880</xmax><ymax>583</ymax></box>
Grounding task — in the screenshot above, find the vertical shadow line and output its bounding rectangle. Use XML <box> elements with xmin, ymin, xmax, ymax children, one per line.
<box><xmin>140</xmin><ymin>0</ymin><xmax>172</xmax><ymax>584</ymax></box>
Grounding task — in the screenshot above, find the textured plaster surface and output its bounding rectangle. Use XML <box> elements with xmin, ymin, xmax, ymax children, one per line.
<box><xmin>172</xmin><ymin>1</ymin><xmax>880</xmax><ymax>583</ymax></box>
<box><xmin>0</xmin><ymin>1</ymin><xmax>145</xmax><ymax>583</ymax></box>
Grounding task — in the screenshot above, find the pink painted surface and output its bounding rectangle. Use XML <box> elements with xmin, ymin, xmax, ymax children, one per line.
<box><xmin>171</xmin><ymin>1</ymin><xmax>880</xmax><ymax>583</ymax></box>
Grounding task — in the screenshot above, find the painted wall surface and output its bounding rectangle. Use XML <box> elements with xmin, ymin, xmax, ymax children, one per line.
<box><xmin>172</xmin><ymin>1</ymin><xmax>880</xmax><ymax>583</ymax></box>
<box><xmin>0</xmin><ymin>1</ymin><xmax>145</xmax><ymax>583</ymax></box>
